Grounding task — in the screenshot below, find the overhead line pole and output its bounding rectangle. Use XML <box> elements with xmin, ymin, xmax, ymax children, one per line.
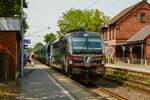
<box><xmin>21</xmin><ymin>0</ymin><xmax>24</xmax><ymax>78</ymax></box>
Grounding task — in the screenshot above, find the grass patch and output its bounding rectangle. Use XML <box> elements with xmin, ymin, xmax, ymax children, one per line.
<box><xmin>0</xmin><ymin>80</ymin><xmax>19</xmax><ymax>98</ymax></box>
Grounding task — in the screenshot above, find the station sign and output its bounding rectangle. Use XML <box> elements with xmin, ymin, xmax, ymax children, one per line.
<box><xmin>24</xmin><ymin>44</ymin><xmax>28</xmax><ymax>49</ymax></box>
<box><xmin>24</xmin><ymin>39</ymin><xmax>31</xmax><ymax>44</ymax></box>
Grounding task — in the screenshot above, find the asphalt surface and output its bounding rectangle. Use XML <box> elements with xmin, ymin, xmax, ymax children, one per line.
<box><xmin>17</xmin><ymin>65</ymin><xmax>74</xmax><ymax>100</ymax></box>
<box><xmin>17</xmin><ymin>61</ymin><xmax>104</xmax><ymax>100</ymax></box>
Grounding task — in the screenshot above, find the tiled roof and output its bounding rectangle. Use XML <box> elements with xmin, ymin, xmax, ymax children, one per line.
<box><xmin>127</xmin><ymin>25</ymin><xmax>150</xmax><ymax>42</ymax></box>
<box><xmin>0</xmin><ymin>17</ymin><xmax>20</xmax><ymax>31</ymax></box>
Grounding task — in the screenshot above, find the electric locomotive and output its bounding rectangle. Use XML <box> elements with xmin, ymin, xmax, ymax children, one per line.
<box><xmin>51</xmin><ymin>31</ymin><xmax>105</xmax><ymax>79</ymax></box>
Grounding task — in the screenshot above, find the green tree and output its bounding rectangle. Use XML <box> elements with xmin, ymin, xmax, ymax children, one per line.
<box><xmin>58</xmin><ymin>8</ymin><xmax>109</xmax><ymax>35</ymax></box>
<box><xmin>26</xmin><ymin>47</ymin><xmax>34</xmax><ymax>53</ymax></box>
<box><xmin>0</xmin><ymin>0</ymin><xmax>28</xmax><ymax>32</ymax></box>
<box><xmin>34</xmin><ymin>42</ymin><xmax>44</xmax><ymax>50</ymax></box>
<box><xmin>44</xmin><ymin>33</ymin><xmax>57</xmax><ymax>43</ymax></box>
<box><xmin>0</xmin><ymin>0</ymin><xmax>27</xmax><ymax>17</ymax></box>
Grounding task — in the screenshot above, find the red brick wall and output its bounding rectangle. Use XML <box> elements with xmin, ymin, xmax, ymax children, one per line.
<box><xmin>146</xmin><ymin>35</ymin><xmax>150</xmax><ymax>64</ymax></box>
<box><xmin>102</xmin><ymin>1</ymin><xmax>150</xmax><ymax>64</ymax></box>
<box><xmin>102</xmin><ymin>26</ymin><xmax>117</xmax><ymax>46</ymax></box>
<box><xmin>17</xmin><ymin>36</ymin><xmax>21</xmax><ymax>75</ymax></box>
<box><xmin>0</xmin><ymin>31</ymin><xmax>18</xmax><ymax>80</ymax></box>
<box><xmin>102</xmin><ymin>2</ymin><xmax>150</xmax><ymax>44</ymax></box>
<box><xmin>117</xmin><ymin>2</ymin><xmax>150</xmax><ymax>41</ymax></box>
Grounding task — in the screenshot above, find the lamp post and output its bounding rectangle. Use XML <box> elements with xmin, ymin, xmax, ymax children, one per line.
<box><xmin>21</xmin><ymin>0</ymin><xmax>24</xmax><ymax>77</ymax></box>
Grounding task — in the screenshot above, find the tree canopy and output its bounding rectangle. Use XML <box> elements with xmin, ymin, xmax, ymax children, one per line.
<box><xmin>44</xmin><ymin>33</ymin><xmax>57</xmax><ymax>43</ymax></box>
<box><xmin>58</xmin><ymin>8</ymin><xmax>109</xmax><ymax>35</ymax></box>
<box><xmin>0</xmin><ymin>0</ymin><xmax>27</xmax><ymax>17</ymax></box>
<box><xmin>0</xmin><ymin>0</ymin><xmax>28</xmax><ymax>32</ymax></box>
<box><xmin>26</xmin><ymin>47</ymin><xmax>34</xmax><ymax>53</ymax></box>
<box><xmin>34</xmin><ymin>42</ymin><xmax>44</xmax><ymax>50</ymax></box>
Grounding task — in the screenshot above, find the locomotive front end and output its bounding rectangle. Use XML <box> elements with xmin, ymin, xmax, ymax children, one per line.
<box><xmin>68</xmin><ymin>32</ymin><xmax>105</xmax><ymax>77</ymax></box>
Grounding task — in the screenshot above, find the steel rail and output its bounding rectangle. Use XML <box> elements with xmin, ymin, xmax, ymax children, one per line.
<box><xmin>102</xmin><ymin>76</ymin><xmax>150</xmax><ymax>94</ymax></box>
<box><xmin>91</xmin><ymin>83</ymin><xmax>128</xmax><ymax>100</ymax></box>
<box><xmin>122</xmin><ymin>80</ymin><xmax>150</xmax><ymax>93</ymax></box>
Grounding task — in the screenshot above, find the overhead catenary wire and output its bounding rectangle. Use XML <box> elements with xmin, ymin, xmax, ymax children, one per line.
<box><xmin>25</xmin><ymin>26</ymin><xmax>50</xmax><ymax>36</ymax></box>
<box><xmin>85</xmin><ymin>0</ymin><xmax>100</xmax><ymax>10</ymax></box>
<box><xmin>26</xmin><ymin>0</ymin><xmax>82</xmax><ymax>36</ymax></box>
<box><xmin>25</xmin><ymin>0</ymin><xmax>100</xmax><ymax>38</ymax></box>
<box><xmin>29</xmin><ymin>25</ymin><xmax>50</xmax><ymax>28</ymax></box>
<box><xmin>26</xmin><ymin>0</ymin><xmax>100</xmax><ymax>37</ymax></box>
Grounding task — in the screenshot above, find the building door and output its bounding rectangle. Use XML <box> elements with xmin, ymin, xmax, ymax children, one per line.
<box><xmin>0</xmin><ymin>52</ymin><xmax>8</xmax><ymax>81</ymax></box>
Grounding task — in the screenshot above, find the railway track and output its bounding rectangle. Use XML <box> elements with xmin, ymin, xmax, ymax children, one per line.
<box><xmin>81</xmin><ymin>76</ymin><xmax>150</xmax><ymax>100</ymax></box>
<box><xmin>90</xmin><ymin>84</ymin><xmax>127</xmax><ymax>100</ymax></box>
<box><xmin>48</xmin><ymin>67</ymin><xmax>123</xmax><ymax>100</ymax></box>
<box><xmin>122</xmin><ymin>80</ymin><xmax>150</xmax><ymax>93</ymax></box>
<box><xmin>102</xmin><ymin>75</ymin><xmax>150</xmax><ymax>94</ymax></box>
<box><xmin>78</xmin><ymin>80</ymin><xmax>127</xmax><ymax>100</ymax></box>
<box><xmin>50</xmin><ymin>66</ymin><xmax>149</xmax><ymax>99</ymax></box>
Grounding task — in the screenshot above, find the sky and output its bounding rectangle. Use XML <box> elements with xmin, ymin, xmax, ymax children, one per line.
<box><xmin>24</xmin><ymin>0</ymin><xmax>150</xmax><ymax>47</ymax></box>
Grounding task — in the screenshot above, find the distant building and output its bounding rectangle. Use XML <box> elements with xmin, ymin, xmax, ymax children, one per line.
<box><xmin>0</xmin><ymin>17</ymin><xmax>21</xmax><ymax>80</ymax></box>
<box><xmin>102</xmin><ymin>0</ymin><xmax>150</xmax><ymax>65</ymax></box>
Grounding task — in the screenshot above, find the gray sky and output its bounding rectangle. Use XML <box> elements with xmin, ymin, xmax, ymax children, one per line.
<box><xmin>24</xmin><ymin>0</ymin><xmax>149</xmax><ymax>47</ymax></box>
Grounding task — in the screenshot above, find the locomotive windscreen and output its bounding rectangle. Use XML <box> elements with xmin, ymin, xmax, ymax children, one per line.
<box><xmin>72</xmin><ymin>32</ymin><xmax>100</xmax><ymax>38</ymax></box>
<box><xmin>72</xmin><ymin>36</ymin><xmax>102</xmax><ymax>54</ymax></box>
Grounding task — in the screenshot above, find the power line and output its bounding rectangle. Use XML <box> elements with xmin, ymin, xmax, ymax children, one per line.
<box><xmin>29</xmin><ymin>25</ymin><xmax>50</xmax><ymax>28</ymax></box>
<box><xmin>25</xmin><ymin>35</ymin><xmax>43</xmax><ymax>37</ymax></box>
<box><xmin>25</xmin><ymin>27</ymin><xmax>50</xmax><ymax>36</ymax></box>
<box><xmin>85</xmin><ymin>0</ymin><xmax>100</xmax><ymax>9</ymax></box>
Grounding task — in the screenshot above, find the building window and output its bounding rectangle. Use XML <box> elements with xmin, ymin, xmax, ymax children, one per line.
<box><xmin>140</xmin><ymin>13</ymin><xmax>145</xmax><ymax>23</ymax></box>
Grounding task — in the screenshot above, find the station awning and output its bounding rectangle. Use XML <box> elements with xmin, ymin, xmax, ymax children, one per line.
<box><xmin>0</xmin><ymin>17</ymin><xmax>20</xmax><ymax>31</ymax></box>
<box><xmin>127</xmin><ymin>25</ymin><xmax>150</xmax><ymax>43</ymax></box>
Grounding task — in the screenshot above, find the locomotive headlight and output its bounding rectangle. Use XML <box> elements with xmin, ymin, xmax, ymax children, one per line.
<box><xmin>69</xmin><ymin>60</ymin><xmax>73</xmax><ymax>64</ymax></box>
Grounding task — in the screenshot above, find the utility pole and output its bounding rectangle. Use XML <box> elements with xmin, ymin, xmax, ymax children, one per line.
<box><xmin>21</xmin><ymin>0</ymin><xmax>24</xmax><ymax>77</ymax></box>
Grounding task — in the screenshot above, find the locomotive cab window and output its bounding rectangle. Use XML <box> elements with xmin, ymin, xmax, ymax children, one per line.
<box><xmin>88</xmin><ymin>38</ymin><xmax>101</xmax><ymax>49</ymax></box>
<box><xmin>72</xmin><ymin>36</ymin><xmax>102</xmax><ymax>54</ymax></box>
<box><xmin>140</xmin><ymin>13</ymin><xmax>145</xmax><ymax>23</ymax></box>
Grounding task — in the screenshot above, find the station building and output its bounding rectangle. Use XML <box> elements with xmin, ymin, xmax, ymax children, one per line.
<box><xmin>102</xmin><ymin>0</ymin><xmax>150</xmax><ymax>65</ymax></box>
<box><xmin>0</xmin><ymin>17</ymin><xmax>21</xmax><ymax>81</ymax></box>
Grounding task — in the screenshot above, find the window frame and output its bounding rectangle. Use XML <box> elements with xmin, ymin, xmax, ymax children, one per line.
<box><xmin>140</xmin><ymin>12</ymin><xmax>145</xmax><ymax>23</ymax></box>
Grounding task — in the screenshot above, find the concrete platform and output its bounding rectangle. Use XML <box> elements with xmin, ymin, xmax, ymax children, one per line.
<box><xmin>17</xmin><ymin>62</ymin><xmax>101</xmax><ymax>100</ymax></box>
<box><xmin>105</xmin><ymin>63</ymin><xmax>150</xmax><ymax>74</ymax></box>
<box><xmin>104</xmin><ymin>63</ymin><xmax>150</xmax><ymax>85</ymax></box>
